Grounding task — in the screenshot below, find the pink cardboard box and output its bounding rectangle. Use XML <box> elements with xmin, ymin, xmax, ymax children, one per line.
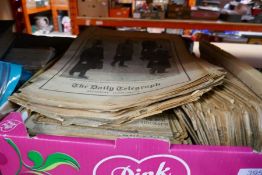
<box><xmin>0</xmin><ymin>112</ymin><xmax>262</xmax><ymax>175</ymax></box>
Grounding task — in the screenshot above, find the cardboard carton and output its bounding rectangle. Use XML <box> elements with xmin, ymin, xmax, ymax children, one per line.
<box><xmin>78</xmin><ymin>0</ymin><xmax>109</xmax><ymax>17</ymax></box>
<box><xmin>0</xmin><ymin>112</ymin><xmax>261</xmax><ymax>174</ymax></box>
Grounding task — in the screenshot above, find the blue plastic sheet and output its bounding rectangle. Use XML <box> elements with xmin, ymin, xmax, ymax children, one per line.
<box><xmin>0</xmin><ymin>61</ymin><xmax>22</xmax><ymax>106</ymax></box>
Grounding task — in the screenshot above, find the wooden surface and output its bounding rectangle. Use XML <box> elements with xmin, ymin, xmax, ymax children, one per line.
<box><xmin>77</xmin><ymin>17</ymin><xmax>262</xmax><ymax>31</ymax></box>
<box><xmin>69</xmin><ymin>0</ymin><xmax>79</xmax><ymax>35</ymax></box>
<box><xmin>26</xmin><ymin>6</ymin><xmax>51</xmax><ymax>14</ymax></box>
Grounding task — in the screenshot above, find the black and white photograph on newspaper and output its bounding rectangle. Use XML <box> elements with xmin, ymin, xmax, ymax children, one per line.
<box><xmin>11</xmin><ymin>28</ymin><xmax>225</xmax><ymax>124</ymax></box>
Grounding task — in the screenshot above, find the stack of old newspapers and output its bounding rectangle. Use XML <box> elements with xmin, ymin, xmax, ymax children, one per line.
<box><xmin>175</xmin><ymin>41</ymin><xmax>262</xmax><ymax>151</ymax></box>
<box><xmin>174</xmin><ymin>75</ymin><xmax>262</xmax><ymax>151</ymax></box>
<box><xmin>10</xmin><ymin>28</ymin><xmax>225</xmax><ymax>144</ymax></box>
<box><xmin>12</xmin><ymin>28</ymin><xmax>262</xmax><ymax>151</ymax></box>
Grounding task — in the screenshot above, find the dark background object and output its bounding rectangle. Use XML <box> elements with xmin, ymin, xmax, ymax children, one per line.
<box><xmin>1</xmin><ymin>20</ymin><xmax>74</xmax><ymax>73</ymax></box>
<box><xmin>9</xmin><ymin>0</ymin><xmax>25</xmax><ymax>33</ymax></box>
<box><xmin>0</xmin><ymin>20</ymin><xmax>15</xmax><ymax>59</ymax></box>
<box><xmin>254</xmin><ymin>13</ymin><xmax>262</xmax><ymax>23</ymax></box>
<box><xmin>11</xmin><ymin>33</ymin><xmax>74</xmax><ymax>56</ymax></box>
<box><xmin>0</xmin><ymin>20</ymin><xmax>14</xmax><ymax>34</ymax></box>
<box><xmin>219</xmin><ymin>13</ymin><xmax>242</xmax><ymax>22</ymax></box>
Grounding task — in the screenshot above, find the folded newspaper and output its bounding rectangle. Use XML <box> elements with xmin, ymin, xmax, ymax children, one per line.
<box><xmin>10</xmin><ymin>28</ymin><xmax>225</xmax><ymax>125</ymax></box>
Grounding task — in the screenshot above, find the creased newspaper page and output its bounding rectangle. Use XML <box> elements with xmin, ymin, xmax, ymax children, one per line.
<box><xmin>12</xmin><ymin>28</ymin><xmax>225</xmax><ymax>112</ymax></box>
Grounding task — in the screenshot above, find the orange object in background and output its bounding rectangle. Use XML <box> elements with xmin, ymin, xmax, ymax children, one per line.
<box><xmin>188</xmin><ymin>0</ymin><xmax>196</xmax><ymax>7</ymax></box>
<box><xmin>109</xmin><ymin>7</ymin><xmax>130</xmax><ymax>18</ymax></box>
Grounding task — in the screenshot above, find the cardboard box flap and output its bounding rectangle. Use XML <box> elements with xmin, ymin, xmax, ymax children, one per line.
<box><xmin>36</xmin><ymin>134</ymin><xmax>116</xmax><ymax>147</ymax></box>
<box><xmin>0</xmin><ymin>112</ymin><xmax>262</xmax><ymax>175</ymax></box>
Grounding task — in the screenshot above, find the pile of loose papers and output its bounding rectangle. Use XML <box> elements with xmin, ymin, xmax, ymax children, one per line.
<box><xmin>10</xmin><ymin>28</ymin><xmax>225</xmax><ymax>127</ymax></box>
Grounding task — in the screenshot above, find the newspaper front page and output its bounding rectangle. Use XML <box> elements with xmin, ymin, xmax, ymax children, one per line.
<box><xmin>15</xmin><ymin>28</ymin><xmax>224</xmax><ymax>112</ymax></box>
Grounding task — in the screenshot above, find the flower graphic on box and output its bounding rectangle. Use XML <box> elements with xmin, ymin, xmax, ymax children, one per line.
<box><xmin>5</xmin><ymin>138</ymin><xmax>80</xmax><ymax>175</ymax></box>
<box><xmin>0</xmin><ymin>120</ymin><xmax>22</xmax><ymax>132</ymax></box>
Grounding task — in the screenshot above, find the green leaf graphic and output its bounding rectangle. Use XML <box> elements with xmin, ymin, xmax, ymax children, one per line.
<box><xmin>35</xmin><ymin>153</ymin><xmax>80</xmax><ymax>172</ymax></box>
<box><xmin>5</xmin><ymin>138</ymin><xmax>23</xmax><ymax>175</ymax></box>
<box><xmin>5</xmin><ymin>138</ymin><xmax>80</xmax><ymax>175</ymax></box>
<box><xmin>38</xmin><ymin>162</ymin><xmax>78</xmax><ymax>172</ymax></box>
<box><xmin>28</xmin><ymin>151</ymin><xmax>44</xmax><ymax>169</ymax></box>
